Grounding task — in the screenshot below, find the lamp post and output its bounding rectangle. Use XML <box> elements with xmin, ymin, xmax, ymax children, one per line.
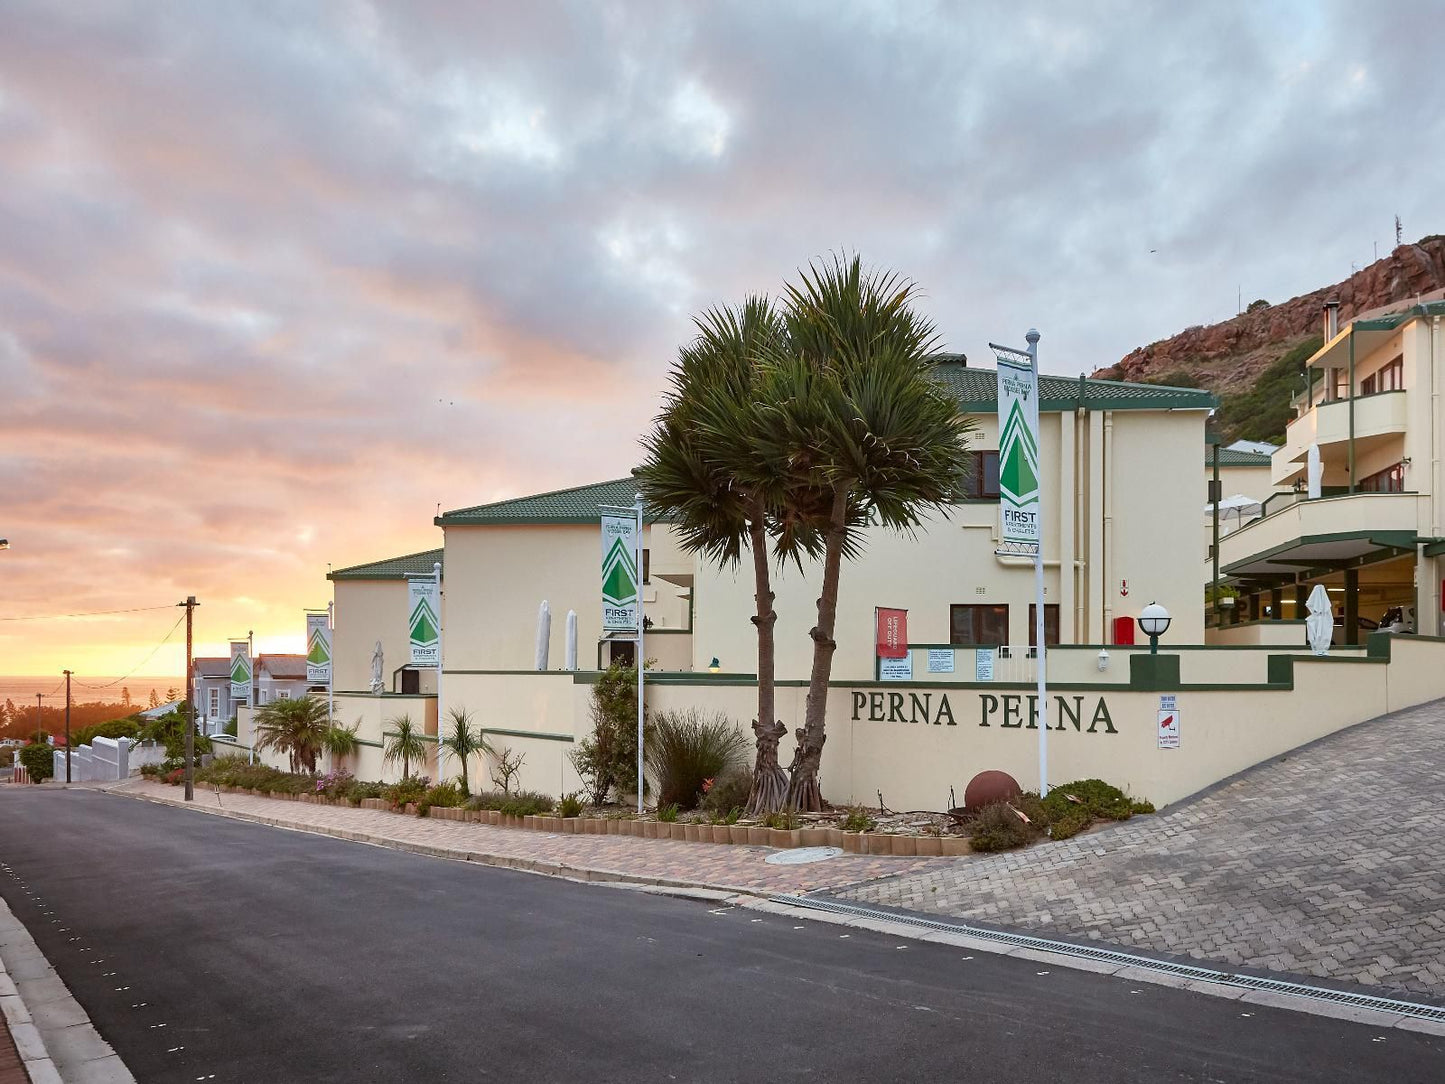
<box><xmin>1138</xmin><ymin>602</ymin><xmax>1172</xmax><ymax>655</ymax></box>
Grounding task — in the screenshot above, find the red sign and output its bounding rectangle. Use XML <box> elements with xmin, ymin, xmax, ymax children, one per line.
<box><xmin>875</xmin><ymin>608</ymin><xmax>908</xmax><ymax>659</ymax></box>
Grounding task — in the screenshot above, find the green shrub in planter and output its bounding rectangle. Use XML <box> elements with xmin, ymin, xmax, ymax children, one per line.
<box><xmin>18</xmin><ymin>742</ymin><xmax>54</xmax><ymax>782</ymax></box>
<box><xmin>558</xmin><ymin>792</ymin><xmax>584</xmax><ymax>818</ymax></box>
<box><xmin>499</xmin><ymin>791</ymin><xmax>554</xmax><ymax>817</ymax></box>
<box><xmin>417</xmin><ymin>780</ymin><xmax>466</xmax><ymax>817</ymax></box>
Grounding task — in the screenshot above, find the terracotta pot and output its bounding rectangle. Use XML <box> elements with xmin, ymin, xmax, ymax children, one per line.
<box><xmin>914</xmin><ymin>836</ymin><xmax>942</xmax><ymax>857</ymax></box>
<box><xmin>940</xmin><ymin>837</ymin><xmax>972</xmax><ymax>857</ymax></box>
<box><xmin>890</xmin><ymin>835</ymin><xmax>917</xmax><ymax>857</ymax></box>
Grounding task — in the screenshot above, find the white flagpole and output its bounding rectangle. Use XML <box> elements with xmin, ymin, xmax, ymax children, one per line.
<box><xmin>1027</xmin><ymin>329</ymin><xmax>1049</xmax><ymax>796</ymax></box>
<box><xmin>248</xmin><ymin>630</ymin><xmax>255</xmax><ymax>765</ymax></box>
<box><xmin>634</xmin><ymin>493</ymin><xmax>645</xmax><ymax>814</ymax></box>
<box><xmin>327</xmin><ymin>601</ymin><xmax>335</xmax><ymax>769</ymax></box>
<box><xmin>434</xmin><ymin>560</ymin><xmax>445</xmax><ymax>784</ymax></box>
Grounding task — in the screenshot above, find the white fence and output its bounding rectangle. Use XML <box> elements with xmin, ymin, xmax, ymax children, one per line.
<box><xmin>50</xmin><ymin>738</ymin><xmax>166</xmax><ymax>782</ymax></box>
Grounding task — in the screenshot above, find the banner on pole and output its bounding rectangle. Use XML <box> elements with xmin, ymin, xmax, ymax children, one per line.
<box><xmin>875</xmin><ymin>607</ymin><xmax>908</xmax><ymax>659</ymax></box>
<box><xmin>408</xmin><ymin>578</ymin><xmax>441</xmax><ymax>667</ymax></box>
<box><xmin>600</xmin><ymin>509</ymin><xmax>640</xmax><ymax>633</ymax></box>
<box><xmin>992</xmin><ymin>344</ymin><xmax>1041</xmax><ymax>554</ymax></box>
<box><xmin>229</xmin><ymin>641</ymin><xmax>251</xmax><ymax>702</ymax></box>
<box><xmin>306</xmin><ymin>612</ymin><xmax>332</xmax><ymax>685</ymax></box>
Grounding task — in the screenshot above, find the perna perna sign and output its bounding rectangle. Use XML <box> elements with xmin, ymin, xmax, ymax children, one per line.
<box><xmin>849</xmin><ymin>689</ymin><xmax>1116</xmax><ymax>733</ymax></box>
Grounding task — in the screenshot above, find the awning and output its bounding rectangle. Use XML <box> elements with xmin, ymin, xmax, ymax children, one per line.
<box><xmin>1224</xmin><ymin>530</ymin><xmax>1416</xmax><ymax>579</ymax></box>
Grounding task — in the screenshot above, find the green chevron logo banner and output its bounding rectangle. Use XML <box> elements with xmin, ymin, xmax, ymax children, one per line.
<box><xmin>229</xmin><ymin>641</ymin><xmax>251</xmax><ymax>701</ymax></box>
<box><xmin>601</xmin><ymin>510</ymin><xmax>640</xmax><ymax>632</ymax></box>
<box><xmin>306</xmin><ymin>612</ymin><xmax>332</xmax><ymax>685</ymax></box>
<box><xmin>994</xmin><ymin>347</ymin><xmax>1041</xmax><ymax>551</ymax></box>
<box><xmin>408</xmin><ymin>578</ymin><xmax>441</xmax><ymax>666</ymax></box>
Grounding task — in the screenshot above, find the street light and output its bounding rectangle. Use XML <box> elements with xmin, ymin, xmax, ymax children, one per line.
<box><xmin>0</xmin><ymin>539</ymin><xmax>9</xmax><ymax>550</ymax></box>
<box><xmin>1138</xmin><ymin>602</ymin><xmax>1172</xmax><ymax>655</ymax></box>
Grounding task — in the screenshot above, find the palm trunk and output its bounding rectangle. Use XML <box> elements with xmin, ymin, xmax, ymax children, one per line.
<box><xmin>787</xmin><ymin>486</ymin><xmax>849</xmax><ymax>812</ymax></box>
<box><xmin>745</xmin><ymin>503</ymin><xmax>789</xmax><ymax>816</ymax></box>
<box><xmin>460</xmin><ymin>756</ymin><xmax>468</xmax><ymax>795</ymax></box>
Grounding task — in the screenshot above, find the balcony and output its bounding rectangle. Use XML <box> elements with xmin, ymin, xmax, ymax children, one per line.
<box><xmin>1277</xmin><ymin>391</ymin><xmax>1407</xmax><ymax>485</ymax></box>
<box><xmin>1217</xmin><ymin>491</ymin><xmax>1420</xmax><ymax>577</ymax></box>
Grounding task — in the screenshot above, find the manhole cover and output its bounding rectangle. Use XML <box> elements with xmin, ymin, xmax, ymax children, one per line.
<box><xmin>764</xmin><ymin>846</ymin><xmax>843</xmax><ymax>866</ymax></box>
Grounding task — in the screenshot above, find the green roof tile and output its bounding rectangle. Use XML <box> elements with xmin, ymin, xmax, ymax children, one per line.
<box><xmin>1211</xmin><ymin>449</ymin><xmax>1273</xmax><ymax>467</ymax></box>
<box><xmin>329</xmin><ymin>548</ymin><xmax>444</xmax><ymax>581</ymax></box>
<box><xmin>929</xmin><ymin>357</ymin><xmax>1217</xmax><ymax>412</ymax></box>
<box><xmin>438</xmin><ymin>478</ymin><xmax>664</xmax><ymax>527</ymax></box>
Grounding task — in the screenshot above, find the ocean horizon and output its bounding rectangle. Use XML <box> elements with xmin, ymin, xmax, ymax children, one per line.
<box><xmin>0</xmin><ymin>676</ymin><xmax>184</xmax><ymax>706</ymax></box>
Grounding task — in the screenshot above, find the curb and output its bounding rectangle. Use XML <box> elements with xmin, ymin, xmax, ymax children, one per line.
<box><xmin>0</xmin><ymin>905</ymin><xmax>67</xmax><ymax>1084</ymax></box>
<box><xmin>115</xmin><ymin>789</ymin><xmax>779</xmax><ymax>898</ymax></box>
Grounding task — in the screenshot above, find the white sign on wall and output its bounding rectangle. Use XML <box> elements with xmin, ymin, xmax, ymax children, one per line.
<box><xmin>927</xmin><ymin>649</ymin><xmax>955</xmax><ymax>674</ymax></box>
<box><xmin>975</xmin><ymin>648</ymin><xmax>995</xmax><ymax>682</ymax></box>
<box><xmin>880</xmin><ymin>653</ymin><xmax>914</xmax><ymax>681</ymax></box>
<box><xmin>1157</xmin><ymin>694</ymin><xmax>1180</xmax><ymax>749</ymax></box>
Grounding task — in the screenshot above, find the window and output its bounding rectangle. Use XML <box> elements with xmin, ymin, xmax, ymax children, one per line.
<box><xmin>950</xmin><ymin>604</ymin><xmax>1009</xmax><ymax>645</ymax></box>
<box><xmin>642</xmin><ymin>548</ymin><xmax>650</xmax><ymax>585</ymax></box>
<box><xmin>1028</xmin><ymin>604</ymin><xmax>1062</xmax><ymax>647</ymax></box>
<box><xmin>208</xmin><ymin>687</ymin><xmax>219</xmax><ymax>718</ymax></box>
<box><xmin>960</xmin><ymin>451</ymin><xmax>1000</xmax><ymax>499</ymax></box>
<box><xmin>1359</xmin><ymin>462</ymin><xmax>1405</xmax><ymax>493</ymax></box>
<box><xmin>1361</xmin><ymin>356</ymin><xmax>1403</xmax><ymax>396</ymax></box>
<box><xmin>277</xmin><ymin>690</ymin><xmax>291</xmax><ymax>700</ymax></box>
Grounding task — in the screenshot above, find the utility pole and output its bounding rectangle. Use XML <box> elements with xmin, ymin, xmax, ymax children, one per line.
<box><xmin>180</xmin><ymin>596</ymin><xmax>198</xmax><ymax>802</ymax></box>
<box><xmin>34</xmin><ymin>694</ymin><xmax>42</xmax><ymax>741</ymax></box>
<box><xmin>63</xmin><ymin>670</ymin><xmax>72</xmax><ymax>783</ymax></box>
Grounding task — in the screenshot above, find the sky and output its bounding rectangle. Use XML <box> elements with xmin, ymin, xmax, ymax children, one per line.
<box><xmin>1</xmin><ymin>0</ymin><xmax>1442</xmax><ymax>678</ymax></box>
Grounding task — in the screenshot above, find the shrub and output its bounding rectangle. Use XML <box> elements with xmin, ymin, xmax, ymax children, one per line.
<box><xmin>315</xmin><ymin>768</ymin><xmax>355</xmax><ymax>798</ymax></box>
<box><xmin>163</xmin><ymin>767</ymin><xmax>186</xmax><ymax>786</ymax></box>
<box><xmin>500</xmin><ymin>791</ymin><xmax>554</xmax><ymax>817</ymax></box>
<box><xmin>384</xmin><ymin>776</ymin><xmax>429</xmax><ymax>810</ymax></box>
<box><xmin>761</xmin><ymin>809</ymin><xmax>798</xmax><ymax>830</ymax></box>
<box><xmin>657</xmin><ymin>803</ymin><xmax>679</xmax><ymax>823</ymax></box>
<box><xmin>345</xmin><ymin>780</ymin><xmax>387</xmax><ymax>804</ymax></box>
<box><xmin>558</xmin><ymin>792</ymin><xmax>584</xmax><ymax>818</ymax></box>
<box><xmin>417</xmin><ymin>781</ymin><xmax>466</xmax><ymax>817</ymax></box>
<box><xmin>0</xmin><ymin>748</ymin><xmax>12</xmax><ymax>768</ymax></box>
<box><xmin>700</xmin><ymin>770</ymin><xmax>751</xmax><ymax>819</ymax></box>
<box><xmin>838</xmin><ymin>806</ymin><xmax>877</xmax><ymax>833</ymax></box>
<box><xmin>72</xmin><ymin>718</ymin><xmax>141</xmax><ymax>747</ymax></box>
<box><xmin>465</xmin><ymin>790</ymin><xmax>511</xmax><ymax>812</ymax></box>
<box><xmin>18</xmin><ymin>743</ymin><xmax>54</xmax><ymax>782</ymax></box>
<box><xmin>968</xmin><ymin>801</ymin><xmax>1043</xmax><ymax>852</ymax></box>
<box><xmin>488</xmin><ymin>747</ymin><xmax>525</xmax><ymax>795</ymax></box>
<box><xmin>140</xmin><ymin>763</ymin><xmax>162</xmax><ymax>778</ymax></box>
<box><xmin>569</xmin><ymin>663</ymin><xmax>653</xmax><ymax>806</ymax></box>
<box><xmin>644</xmin><ymin>708</ymin><xmax>748</xmax><ymax>811</ymax></box>
<box><xmin>224</xmin><ymin>717</ymin><xmax>239</xmax><ymax>738</ymax></box>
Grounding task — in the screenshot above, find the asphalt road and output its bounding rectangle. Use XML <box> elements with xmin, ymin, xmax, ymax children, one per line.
<box><xmin>0</xmin><ymin>788</ymin><xmax>1440</xmax><ymax>1083</ymax></box>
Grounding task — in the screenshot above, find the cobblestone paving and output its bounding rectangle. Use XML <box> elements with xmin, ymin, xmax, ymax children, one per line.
<box><xmin>838</xmin><ymin>701</ymin><xmax>1445</xmax><ymax>999</ymax></box>
<box><xmin>112</xmin><ymin>781</ymin><xmax>947</xmax><ymax>896</ymax></box>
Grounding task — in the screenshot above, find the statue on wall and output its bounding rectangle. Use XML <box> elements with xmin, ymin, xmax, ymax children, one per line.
<box><xmin>370</xmin><ymin>641</ymin><xmax>385</xmax><ymax>694</ymax></box>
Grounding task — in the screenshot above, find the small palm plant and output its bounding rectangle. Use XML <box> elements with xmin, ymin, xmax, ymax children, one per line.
<box><xmin>383</xmin><ymin>713</ymin><xmax>428</xmax><ymax>779</ymax></box>
<box><xmin>439</xmin><ymin>707</ymin><xmax>492</xmax><ymax>795</ymax></box>
<box><xmin>323</xmin><ymin>719</ymin><xmax>362</xmax><ymax>766</ymax></box>
<box><xmin>254</xmin><ymin>696</ymin><xmax>332</xmax><ymax>774</ymax></box>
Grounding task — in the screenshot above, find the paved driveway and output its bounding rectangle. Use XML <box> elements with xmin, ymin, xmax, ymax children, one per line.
<box><xmin>837</xmin><ymin>699</ymin><xmax>1445</xmax><ymax>1000</ymax></box>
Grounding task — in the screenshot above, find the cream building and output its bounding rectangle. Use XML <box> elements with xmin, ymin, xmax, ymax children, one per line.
<box><xmin>1217</xmin><ymin>296</ymin><xmax>1445</xmax><ymax>639</ymax></box>
<box><xmin>246</xmin><ymin>353</ymin><xmax>1445</xmax><ymax>812</ymax></box>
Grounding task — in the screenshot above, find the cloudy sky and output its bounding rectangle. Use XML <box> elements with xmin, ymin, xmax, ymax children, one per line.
<box><xmin>1</xmin><ymin>0</ymin><xmax>1440</xmax><ymax>678</ymax></box>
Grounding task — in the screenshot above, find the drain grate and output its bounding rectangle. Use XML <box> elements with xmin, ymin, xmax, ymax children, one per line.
<box><xmin>769</xmin><ymin>894</ymin><xmax>1445</xmax><ymax>1024</ymax></box>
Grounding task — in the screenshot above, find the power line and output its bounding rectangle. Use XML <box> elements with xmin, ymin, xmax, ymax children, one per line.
<box><xmin>70</xmin><ymin>613</ymin><xmax>188</xmax><ymax>691</ymax></box>
<box><xmin>0</xmin><ymin>604</ymin><xmax>176</xmax><ymax>623</ymax></box>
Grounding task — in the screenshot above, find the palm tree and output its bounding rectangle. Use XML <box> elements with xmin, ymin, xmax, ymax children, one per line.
<box><xmin>383</xmin><ymin>713</ymin><xmax>427</xmax><ymax>780</ymax></box>
<box><xmin>637</xmin><ymin>297</ymin><xmax>814</xmax><ymax>815</ymax></box>
<box><xmin>253</xmin><ymin>696</ymin><xmax>333</xmax><ymax>774</ymax></box>
<box><xmin>439</xmin><ymin>707</ymin><xmax>492</xmax><ymax>795</ymax></box>
<box><xmin>323</xmin><ymin>719</ymin><xmax>362</xmax><ymax>767</ymax></box>
<box><xmin>765</xmin><ymin>254</ymin><xmax>976</xmax><ymax>811</ymax></box>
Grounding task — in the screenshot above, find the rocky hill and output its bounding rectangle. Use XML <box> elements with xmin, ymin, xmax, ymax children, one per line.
<box><xmin>1094</xmin><ymin>237</ymin><xmax>1445</xmax><ymax>442</ymax></box>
